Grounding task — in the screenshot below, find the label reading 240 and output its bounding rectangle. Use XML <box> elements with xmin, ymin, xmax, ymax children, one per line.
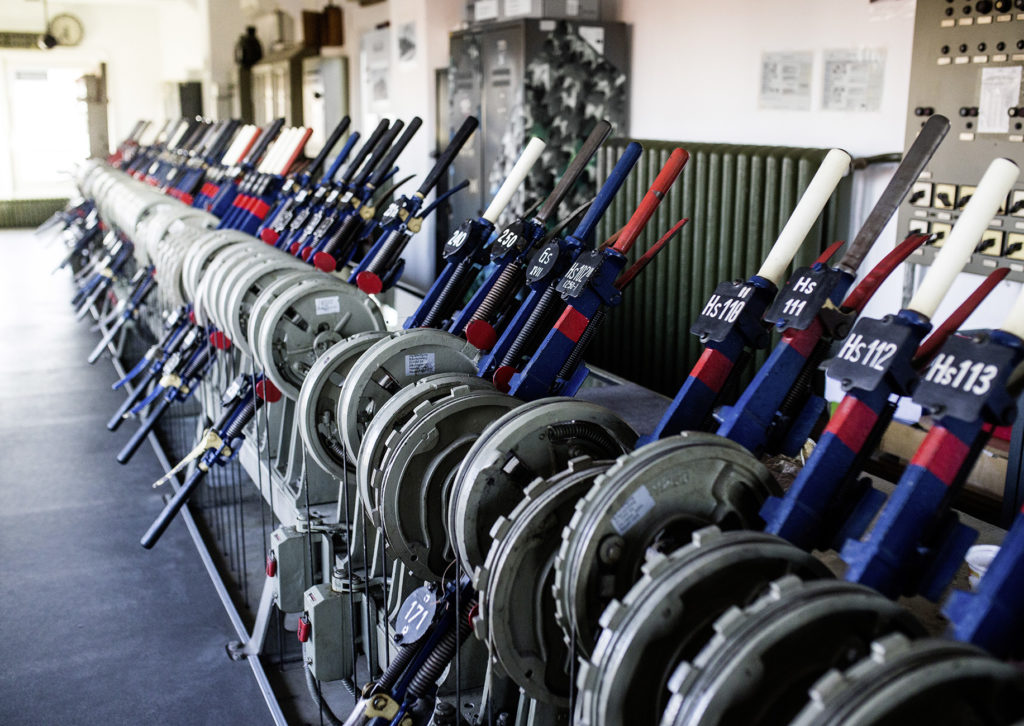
<box><xmin>691</xmin><ymin>280</ymin><xmax>754</xmax><ymax>342</ymax></box>
<box><xmin>443</xmin><ymin>221</ymin><xmax>474</xmax><ymax>258</ymax></box>
<box><xmin>555</xmin><ymin>250</ymin><xmax>602</xmax><ymax>298</ymax></box>
<box><xmin>824</xmin><ymin>317</ymin><xmax>915</xmax><ymax>392</ymax></box>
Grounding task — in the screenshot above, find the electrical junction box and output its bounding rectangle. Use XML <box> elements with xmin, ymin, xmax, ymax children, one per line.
<box><xmin>302</xmin><ymin>583</ymin><xmax>355</xmax><ymax>682</ymax></box>
<box><xmin>270</xmin><ymin>526</ymin><xmax>318</xmax><ymax>613</ymax></box>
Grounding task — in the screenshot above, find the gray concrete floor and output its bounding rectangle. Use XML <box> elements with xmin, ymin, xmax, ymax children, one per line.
<box><xmin>0</xmin><ymin>229</ymin><xmax>273</xmax><ymax>725</ymax></box>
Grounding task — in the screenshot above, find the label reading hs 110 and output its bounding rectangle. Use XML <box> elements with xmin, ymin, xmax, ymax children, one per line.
<box><xmin>691</xmin><ymin>280</ymin><xmax>755</xmax><ymax>342</ymax></box>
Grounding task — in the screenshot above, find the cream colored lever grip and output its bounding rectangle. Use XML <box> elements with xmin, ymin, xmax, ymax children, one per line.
<box><xmin>909</xmin><ymin>157</ymin><xmax>1019</xmax><ymax>319</ymax></box>
<box><xmin>482</xmin><ymin>137</ymin><xmax>547</xmax><ymax>224</ymax></box>
<box><xmin>756</xmin><ymin>148</ymin><xmax>852</xmax><ymax>285</ymax></box>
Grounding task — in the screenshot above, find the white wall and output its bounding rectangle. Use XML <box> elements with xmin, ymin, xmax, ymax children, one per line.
<box><xmin>0</xmin><ymin>0</ymin><xmax>176</xmax><ymax>196</ymax></box>
<box><xmin>618</xmin><ymin>0</ymin><xmax>916</xmax><ymax>155</ymax></box>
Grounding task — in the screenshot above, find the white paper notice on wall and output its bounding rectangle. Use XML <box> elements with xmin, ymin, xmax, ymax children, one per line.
<box><xmin>504</xmin><ymin>0</ymin><xmax>532</xmax><ymax>17</ymax></box>
<box><xmin>579</xmin><ymin>26</ymin><xmax>605</xmax><ymax>56</ymax></box>
<box><xmin>759</xmin><ymin>51</ymin><xmax>813</xmax><ymax>110</ymax></box>
<box><xmin>475</xmin><ymin>0</ymin><xmax>499</xmax><ymax>21</ymax></box>
<box><xmin>822</xmin><ymin>49</ymin><xmax>886</xmax><ymax>112</ymax></box>
<box><xmin>979</xmin><ymin>66</ymin><xmax>1022</xmax><ymax>134</ymax></box>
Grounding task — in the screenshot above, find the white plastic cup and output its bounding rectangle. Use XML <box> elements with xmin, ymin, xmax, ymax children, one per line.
<box><xmin>965</xmin><ymin>544</ymin><xmax>1000</xmax><ymax>591</ymax></box>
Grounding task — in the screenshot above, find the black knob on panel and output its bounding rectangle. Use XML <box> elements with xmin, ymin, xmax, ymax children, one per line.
<box><xmin>960</xmin><ymin>106</ymin><xmax>971</xmax><ymax>117</ymax></box>
<box><xmin>995</xmin><ymin>0</ymin><xmax>1012</xmax><ymax>10</ymax></box>
<box><xmin>976</xmin><ymin>0</ymin><xmax>993</xmax><ymax>13</ymax></box>
<box><xmin>914</xmin><ymin>106</ymin><xmax>935</xmax><ymax>117</ymax></box>
<box><xmin>960</xmin><ymin>43</ymin><xmax>969</xmax><ymax>52</ymax></box>
<box><xmin>1016</xmin><ymin>0</ymin><xmax>1024</xmax><ymax>10</ymax></box>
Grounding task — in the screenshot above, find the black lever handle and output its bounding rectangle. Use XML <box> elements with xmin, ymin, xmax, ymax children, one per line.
<box><xmin>306</xmin><ymin>116</ymin><xmax>351</xmax><ymax>179</ymax></box>
<box><xmin>116</xmin><ymin>397</ymin><xmax>172</xmax><ymax>464</ymax></box>
<box><xmin>367</xmin><ymin>117</ymin><xmax>423</xmax><ymax>188</ymax></box>
<box><xmin>536</xmin><ymin>120</ymin><xmax>612</xmax><ymax>223</ymax></box>
<box><xmin>352</xmin><ymin>120</ymin><xmax>405</xmax><ymax>189</ymax></box>
<box><xmin>416</xmin><ymin>116</ymin><xmax>479</xmax><ymax>198</ymax></box>
<box><xmin>339</xmin><ymin>119</ymin><xmax>391</xmax><ymax>185</ymax></box>
<box><xmin>140</xmin><ymin>467</ymin><xmax>207</xmax><ymax>549</ymax></box>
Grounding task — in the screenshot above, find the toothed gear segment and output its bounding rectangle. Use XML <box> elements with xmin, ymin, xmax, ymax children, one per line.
<box><xmin>376</xmin><ymin>386</ymin><xmax>518</xmax><ymax>581</ymax></box>
<box><xmin>477</xmin><ymin>456</ymin><xmax>610</xmax><ymax>706</ymax></box>
<box><xmin>356</xmin><ymin>372</ymin><xmax>491</xmax><ymax>525</ymax></box>
<box><xmin>552</xmin><ymin>432</ymin><xmax>781</xmax><ymax>656</ymax></box>
<box><xmin>337</xmin><ymin>329</ymin><xmax>480</xmax><ymax>462</ymax></box>
<box><xmin>447</xmin><ymin>398</ymin><xmax>637</xmax><ymax>581</ymax></box>
<box><xmin>297</xmin><ymin>331</ymin><xmax>391</xmax><ymax>479</ymax></box>
<box><xmin>660</xmin><ymin>576</ymin><xmax>926</xmax><ymax>726</ymax></box>
<box><xmin>575</xmin><ymin>528</ymin><xmax>831</xmax><ymax>726</ymax></box>
<box><xmin>791</xmin><ymin>633</ymin><xmax>1024</xmax><ymax>726</ymax></box>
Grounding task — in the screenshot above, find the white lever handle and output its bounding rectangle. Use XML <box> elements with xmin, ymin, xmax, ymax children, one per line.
<box><xmin>482</xmin><ymin>137</ymin><xmax>547</xmax><ymax>224</ymax></box>
<box><xmin>756</xmin><ymin>148</ymin><xmax>852</xmax><ymax>285</ymax></box>
<box><xmin>909</xmin><ymin>157</ymin><xmax>1019</xmax><ymax>318</ymax></box>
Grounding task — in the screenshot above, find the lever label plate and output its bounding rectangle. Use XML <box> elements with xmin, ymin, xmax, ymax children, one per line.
<box><xmin>913</xmin><ymin>334</ymin><xmax>1017</xmax><ymax>422</ymax></box>
<box><xmin>824</xmin><ymin>316</ymin><xmax>915</xmax><ymax>392</ymax></box>
<box><xmin>556</xmin><ymin>250</ymin><xmax>602</xmax><ymax>298</ymax></box>
<box><xmin>763</xmin><ymin>266</ymin><xmax>843</xmax><ymax>330</ymax></box>
<box><xmin>691</xmin><ymin>280</ymin><xmax>755</xmax><ymax>342</ymax></box>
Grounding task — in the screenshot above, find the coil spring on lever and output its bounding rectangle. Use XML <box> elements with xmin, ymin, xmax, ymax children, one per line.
<box><xmin>406</xmin><ymin>597</ymin><xmax>477</xmax><ymax>700</ymax></box>
<box><xmin>364</xmin><ymin>228</ymin><xmax>406</xmax><ymax>279</ymax></box>
<box><xmin>500</xmin><ymin>285</ymin><xmax>559</xmax><ymax>368</ymax></box>
<box><xmin>223</xmin><ymin>398</ymin><xmax>257</xmax><ymax>440</ymax></box>
<box><xmin>420</xmin><ymin>259</ymin><xmax>474</xmax><ymax>329</ymax></box>
<box><xmin>556</xmin><ymin>307</ymin><xmax>606</xmax><ymax>381</ymax></box>
<box><xmin>470</xmin><ymin>260</ymin><xmax>523</xmax><ymax>325</ymax></box>
<box><xmin>182</xmin><ymin>346</ymin><xmax>213</xmax><ymax>378</ymax></box>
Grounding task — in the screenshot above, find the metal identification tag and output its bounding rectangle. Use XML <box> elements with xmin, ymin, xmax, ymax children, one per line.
<box><xmin>525</xmin><ymin>242</ymin><xmax>560</xmax><ymax>284</ymax></box>
<box><xmin>393</xmin><ymin>586</ymin><xmax>437</xmax><ymax>645</ymax></box>
<box><xmin>825</xmin><ymin>316</ymin><xmax>916</xmax><ymax>392</ymax></box>
<box><xmin>490</xmin><ymin>220</ymin><xmax>528</xmax><ymax>261</ymax></box>
<box><xmin>556</xmin><ymin>250</ymin><xmax>602</xmax><ymax>299</ymax></box>
<box><xmin>691</xmin><ymin>280</ymin><xmax>756</xmax><ymax>343</ymax></box>
<box><xmin>763</xmin><ymin>266</ymin><xmax>844</xmax><ymax>330</ymax></box>
<box><xmin>913</xmin><ymin>334</ymin><xmax>1018</xmax><ymax>423</ymax></box>
<box><xmin>443</xmin><ymin>221</ymin><xmax>474</xmax><ymax>258</ymax></box>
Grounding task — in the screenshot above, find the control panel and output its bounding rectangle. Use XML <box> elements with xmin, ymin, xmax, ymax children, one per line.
<box><xmin>899</xmin><ymin>0</ymin><xmax>1024</xmax><ymax>281</ymax></box>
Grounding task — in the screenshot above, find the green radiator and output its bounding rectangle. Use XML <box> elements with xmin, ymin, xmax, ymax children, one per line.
<box><xmin>590</xmin><ymin>139</ymin><xmax>850</xmax><ymax>396</ymax></box>
<box><xmin>0</xmin><ymin>198</ymin><xmax>68</xmax><ymax>228</ymax></box>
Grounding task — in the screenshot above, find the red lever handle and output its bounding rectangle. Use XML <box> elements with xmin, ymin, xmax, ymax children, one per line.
<box><xmin>841</xmin><ymin>233</ymin><xmax>931</xmax><ymax>313</ymax></box>
<box><xmin>913</xmin><ymin>266</ymin><xmax>1009</xmax><ymax>368</ymax></box>
<box><xmin>613</xmin><ymin>148</ymin><xmax>689</xmax><ymax>255</ymax></box>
